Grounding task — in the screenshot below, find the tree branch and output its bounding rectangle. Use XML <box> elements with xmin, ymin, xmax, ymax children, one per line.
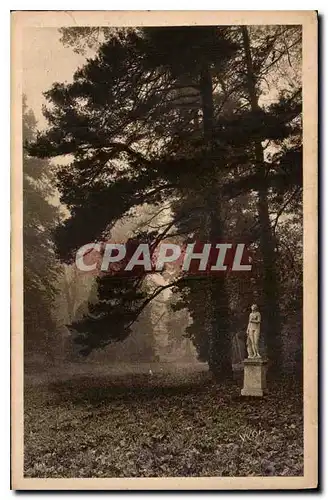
<box><xmin>272</xmin><ymin>187</ymin><xmax>301</xmax><ymax>233</ymax></box>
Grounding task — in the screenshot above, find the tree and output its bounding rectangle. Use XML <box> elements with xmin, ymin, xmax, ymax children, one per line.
<box><xmin>29</xmin><ymin>27</ymin><xmax>237</xmax><ymax>378</ymax></box>
<box><xmin>162</xmin><ymin>26</ymin><xmax>302</xmax><ymax>371</ymax></box>
<box><xmin>239</xmin><ymin>26</ymin><xmax>301</xmax><ymax>371</ymax></box>
<box><xmin>23</xmin><ymin>99</ymin><xmax>61</xmax><ymax>358</ymax></box>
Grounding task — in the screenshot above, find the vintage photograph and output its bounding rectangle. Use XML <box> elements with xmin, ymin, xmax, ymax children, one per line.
<box><xmin>11</xmin><ymin>11</ymin><xmax>317</xmax><ymax>490</ymax></box>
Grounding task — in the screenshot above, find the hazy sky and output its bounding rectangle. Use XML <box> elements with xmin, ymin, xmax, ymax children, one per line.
<box><xmin>23</xmin><ymin>28</ymin><xmax>86</xmax><ymax>129</ymax></box>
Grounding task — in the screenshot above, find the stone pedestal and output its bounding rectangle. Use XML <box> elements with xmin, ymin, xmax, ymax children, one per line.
<box><xmin>241</xmin><ymin>358</ymin><xmax>268</xmax><ymax>397</ymax></box>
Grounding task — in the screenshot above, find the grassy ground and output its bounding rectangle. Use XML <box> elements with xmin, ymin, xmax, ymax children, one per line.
<box><xmin>24</xmin><ymin>367</ymin><xmax>303</xmax><ymax>478</ymax></box>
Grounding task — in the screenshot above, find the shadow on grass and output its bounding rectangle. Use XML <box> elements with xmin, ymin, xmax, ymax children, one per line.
<box><xmin>44</xmin><ymin>371</ymin><xmax>218</xmax><ymax>406</ymax></box>
<box><xmin>26</xmin><ymin>370</ymin><xmax>303</xmax><ymax>412</ymax></box>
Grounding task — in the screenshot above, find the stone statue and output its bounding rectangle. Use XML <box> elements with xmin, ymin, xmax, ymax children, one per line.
<box><xmin>246</xmin><ymin>304</ymin><xmax>261</xmax><ymax>358</ymax></box>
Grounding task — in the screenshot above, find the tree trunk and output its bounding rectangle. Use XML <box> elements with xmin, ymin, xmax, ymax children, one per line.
<box><xmin>200</xmin><ymin>63</ymin><xmax>232</xmax><ymax>381</ymax></box>
<box><xmin>241</xmin><ymin>26</ymin><xmax>282</xmax><ymax>371</ymax></box>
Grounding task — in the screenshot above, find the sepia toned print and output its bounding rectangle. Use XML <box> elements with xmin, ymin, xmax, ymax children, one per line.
<box><xmin>11</xmin><ymin>11</ymin><xmax>317</xmax><ymax>490</ymax></box>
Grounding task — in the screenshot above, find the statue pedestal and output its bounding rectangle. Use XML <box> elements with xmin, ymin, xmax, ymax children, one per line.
<box><xmin>241</xmin><ymin>358</ymin><xmax>268</xmax><ymax>397</ymax></box>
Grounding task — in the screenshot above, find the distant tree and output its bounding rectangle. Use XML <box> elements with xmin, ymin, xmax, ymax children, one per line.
<box><xmin>23</xmin><ymin>98</ymin><xmax>61</xmax><ymax>358</ymax></box>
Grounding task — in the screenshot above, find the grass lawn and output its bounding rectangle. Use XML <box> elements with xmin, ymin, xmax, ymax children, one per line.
<box><xmin>24</xmin><ymin>368</ymin><xmax>303</xmax><ymax>478</ymax></box>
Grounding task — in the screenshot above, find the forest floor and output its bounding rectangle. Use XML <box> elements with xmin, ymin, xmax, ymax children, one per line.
<box><xmin>24</xmin><ymin>366</ymin><xmax>303</xmax><ymax>478</ymax></box>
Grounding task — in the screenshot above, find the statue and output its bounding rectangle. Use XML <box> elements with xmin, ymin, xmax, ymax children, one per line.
<box><xmin>242</xmin><ymin>304</ymin><xmax>268</xmax><ymax>396</ymax></box>
<box><xmin>246</xmin><ymin>304</ymin><xmax>261</xmax><ymax>358</ymax></box>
